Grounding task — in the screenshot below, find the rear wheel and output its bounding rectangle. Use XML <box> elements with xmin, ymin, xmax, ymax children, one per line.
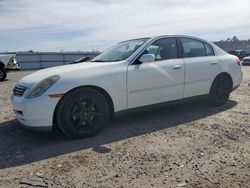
<box><xmin>209</xmin><ymin>75</ymin><xmax>232</xmax><ymax>106</ymax></box>
<box><xmin>56</xmin><ymin>88</ymin><xmax>110</xmax><ymax>138</ymax></box>
<box><xmin>0</xmin><ymin>67</ymin><xmax>6</xmax><ymax>81</ymax></box>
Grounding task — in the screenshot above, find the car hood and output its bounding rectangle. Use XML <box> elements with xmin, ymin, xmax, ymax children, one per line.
<box><xmin>0</xmin><ymin>54</ymin><xmax>14</xmax><ymax>65</ymax></box>
<box><xmin>18</xmin><ymin>62</ymin><xmax>119</xmax><ymax>88</ymax></box>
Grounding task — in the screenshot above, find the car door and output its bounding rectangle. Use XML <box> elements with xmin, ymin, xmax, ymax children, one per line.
<box><xmin>179</xmin><ymin>37</ymin><xmax>221</xmax><ymax>98</ymax></box>
<box><xmin>127</xmin><ymin>37</ymin><xmax>185</xmax><ymax>109</ymax></box>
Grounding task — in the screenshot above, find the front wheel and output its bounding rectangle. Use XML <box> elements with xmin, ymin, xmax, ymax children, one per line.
<box><xmin>209</xmin><ymin>75</ymin><xmax>232</xmax><ymax>106</ymax></box>
<box><xmin>0</xmin><ymin>67</ymin><xmax>7</xmax><ymax>81</ymax></box>
<box><xmin>56</xmin><ymin>88</ymin><xmax>110</xmax><ymax>138</ymax></box>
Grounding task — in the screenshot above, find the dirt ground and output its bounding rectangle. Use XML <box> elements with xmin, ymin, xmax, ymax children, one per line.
<box><xmin>0</xmin><ymin>67</ymin><xmax>249</xmax><ymax>188</ymax></box>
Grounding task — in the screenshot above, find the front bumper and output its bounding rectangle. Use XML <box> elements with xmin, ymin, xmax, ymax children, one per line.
<box><xmin>242</xmin><ymin>61</ymin><xmax>250</xmax><ymax>65</ymax></box>
<box><xmin>11</xmin><ymin>94</ymin><xmax>60</xmax><ymax>130</ymax></box>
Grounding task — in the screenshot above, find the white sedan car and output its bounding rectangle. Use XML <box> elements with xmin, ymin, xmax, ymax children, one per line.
<box><xmin>11</xmin><ymin>35</ymin><xmax>242</xmax><ymax>138</ymax></box>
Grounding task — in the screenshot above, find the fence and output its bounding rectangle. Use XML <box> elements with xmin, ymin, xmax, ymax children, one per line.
<box><xmin>15</xmin><ymin>52</ymin><xmax>99</xmax><ymax>70</ymax></box>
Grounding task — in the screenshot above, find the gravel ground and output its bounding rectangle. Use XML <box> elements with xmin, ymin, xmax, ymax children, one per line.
<box><xmin>0</xmin><ymin>67</ymin><xmax>249</xmax><ymax>188</ymax></box>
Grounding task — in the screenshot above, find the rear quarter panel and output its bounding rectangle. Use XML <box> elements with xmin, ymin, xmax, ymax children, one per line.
<box><xmin>211</xmin><ymin>54</ymin><xmax>242</xmax><ymax>89</ymax></box>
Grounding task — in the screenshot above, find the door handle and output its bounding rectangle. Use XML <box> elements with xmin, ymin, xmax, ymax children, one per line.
<box><xmin>173</xmin><ymin>65</ymin><xmax>182</xmax><ymax>69</ymax></box>
<box><xmin>211</xmin><ymin>61</ymin><xmax>218</xmax><ymax>65</ymax></box>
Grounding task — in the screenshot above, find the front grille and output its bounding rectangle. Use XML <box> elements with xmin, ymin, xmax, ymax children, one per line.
<box><xmin>13</xmin><ymin>85</ymin><xmax>27</xmax><ymax>97</ymax></box>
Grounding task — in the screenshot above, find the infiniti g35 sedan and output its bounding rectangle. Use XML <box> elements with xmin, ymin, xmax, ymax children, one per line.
<box><xmin>11</xmin><ymin>35</ymin><xmax>242</xmax><ymax>138</ymax></box>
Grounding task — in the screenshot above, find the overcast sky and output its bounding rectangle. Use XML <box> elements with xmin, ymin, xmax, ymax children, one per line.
<box><xmin>0</xmin><ymin>0</ymin><xmax>249</xmax><ymax>52</ymax></box>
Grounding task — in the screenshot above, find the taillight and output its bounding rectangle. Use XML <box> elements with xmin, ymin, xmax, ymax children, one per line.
<box><xmin>236</xmin><ymin>58</ymin><xmax>241</xmax><ymax>66</ymax></box>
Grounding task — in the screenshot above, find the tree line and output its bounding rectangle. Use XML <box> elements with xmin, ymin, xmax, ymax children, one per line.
<box><xmin>213</xmin><ymin>36</ymin><xmax>250</xmax><ymax>50</ymax></box>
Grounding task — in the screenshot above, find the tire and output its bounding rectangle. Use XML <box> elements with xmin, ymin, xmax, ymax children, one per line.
<box><xmin>0</xmin><ymin>67</ymin><xmax>7</xmax><ymax>81</ymax></box>
<box><xmin>56</xmin><ymin>88</ymin><xmax>110</xmax><ymax>138</ymax></box>
<box><xmin>209</xmin><ymin>75</ymin><xmax>232</xmax><ymax>106</ymax></box>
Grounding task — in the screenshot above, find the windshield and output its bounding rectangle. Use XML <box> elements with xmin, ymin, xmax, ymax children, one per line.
<box><xmin>91</xmin><ymin>38</ymin><xmax>149</xmax><ymax>62</ymax></box>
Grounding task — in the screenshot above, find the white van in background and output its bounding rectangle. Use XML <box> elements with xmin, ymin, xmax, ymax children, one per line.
<box><xmin>0</xmin><ymin>54</ymin><xmax>20</xmax><ymax>81</ymax></box>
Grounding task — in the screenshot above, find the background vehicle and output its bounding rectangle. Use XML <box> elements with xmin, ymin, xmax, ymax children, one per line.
<box><xmin>242</xmin><ymin>56</ymin><xmax>250</xmax><ymax>65</ymax></box>
<box><xmin>0</xmin><ymin>54</ymin><xmax>20</xmax><ymax>81</ymax></box>
<box><xmin>228</xmin><ymin>50</ymin><xmax>249</xmax><ymax>59</ymax></box>
<box><xmin>11</xmin><ymin>35</ymin><xmax>242</xmax><ymax>138</ymax></box>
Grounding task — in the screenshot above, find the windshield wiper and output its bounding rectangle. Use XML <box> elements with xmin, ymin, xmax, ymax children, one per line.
<box><xmin>90</xmin><ymin>60</ymin><xmax>106</xmax><ymax>62</ymax></box>
<box><xmin>91</xmin><ymin>59</ymin><xmax>122</xmax><ymax>62</ymax></box>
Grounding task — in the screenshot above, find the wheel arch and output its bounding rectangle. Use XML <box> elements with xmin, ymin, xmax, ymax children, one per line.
<box><xmin>52</xmin><ymin>85</ymin><xmax>115</xmax><ymax>131</ymax></box>
<box><xmin>209</xmin><ymin>72</ymin><xmax>233</xmax><ymax>93</ymax></box>
<box><xmin>0</xmin><ymin>62</ymin><xmax>6</xmax><ymax>68</ymax></box>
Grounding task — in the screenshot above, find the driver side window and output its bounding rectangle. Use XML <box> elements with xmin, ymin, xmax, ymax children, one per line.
<box><xmin>143</xmin><ymin>38</ymin><xmax>178</xmax><ymax>61</ymax></box>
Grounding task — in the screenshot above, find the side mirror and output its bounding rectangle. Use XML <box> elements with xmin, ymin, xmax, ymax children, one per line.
<box><xmin>139</xmin><ymin>54</ymin><xmax>155</xmax><ymax>63</ymax></box>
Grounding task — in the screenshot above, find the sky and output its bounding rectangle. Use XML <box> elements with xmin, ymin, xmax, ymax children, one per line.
<box><xmin>0</xmin><ymin>0</ymin><xmax>250</xmax><ymax>52</ymax></box>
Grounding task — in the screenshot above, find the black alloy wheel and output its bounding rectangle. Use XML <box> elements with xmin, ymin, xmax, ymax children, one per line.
<box><xmin>68</xmin><ymin>98</ymin><xmax>102</xmax><ymax>132</ymax></box>
<box><xmin>209</xmin><ymin>76</ymin><xmax>232</xmax><ymax>106</ymax></box>
<box><xmin>56</xmin><ymin>88</ymin><xmax>110</xmax><ymax>138</ymax></box>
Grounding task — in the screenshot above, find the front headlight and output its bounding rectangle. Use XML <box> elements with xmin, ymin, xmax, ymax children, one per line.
<box><xmin>24</xmin><ymin>75</ymin><xmax>60</xmax><ymax>98</ymax></box>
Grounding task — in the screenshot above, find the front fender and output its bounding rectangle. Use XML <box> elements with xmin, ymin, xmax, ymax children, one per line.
<box><xmin>43</xmin><ymin>65</ymin><xmax>128</xmax><ymax>112</ymax></box>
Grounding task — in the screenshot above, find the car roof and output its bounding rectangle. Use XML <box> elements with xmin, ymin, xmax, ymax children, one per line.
<box><xmin>122</xmin><ymin>34</ymin><xmax>211</xmax><ymax>43</ymax></box>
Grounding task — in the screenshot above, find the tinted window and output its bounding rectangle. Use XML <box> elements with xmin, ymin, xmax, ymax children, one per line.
<box><xmin>143</xmin><ymin>38</ymin><xmax>178</xmax><ymax>61</ymax></box>
<box><xmin>204</xmin><ymin>43</ymin><xmax>214</xmax><ymax>56</ymax></box>
<box><xmin>181</xmin><ymin>38</ymin><xmax>206</xmax><ymax>58</ymax></box>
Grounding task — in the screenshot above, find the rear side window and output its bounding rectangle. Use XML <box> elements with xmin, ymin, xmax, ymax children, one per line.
<box><xmin>204</xmin><ymin>43</ymin><xmax>214</xmax><ymax>56</ymax></box>
<box><xmin>181</xmin><ymin>38</ymin><xmax>206</xmax><ymax>58</ymax></box>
